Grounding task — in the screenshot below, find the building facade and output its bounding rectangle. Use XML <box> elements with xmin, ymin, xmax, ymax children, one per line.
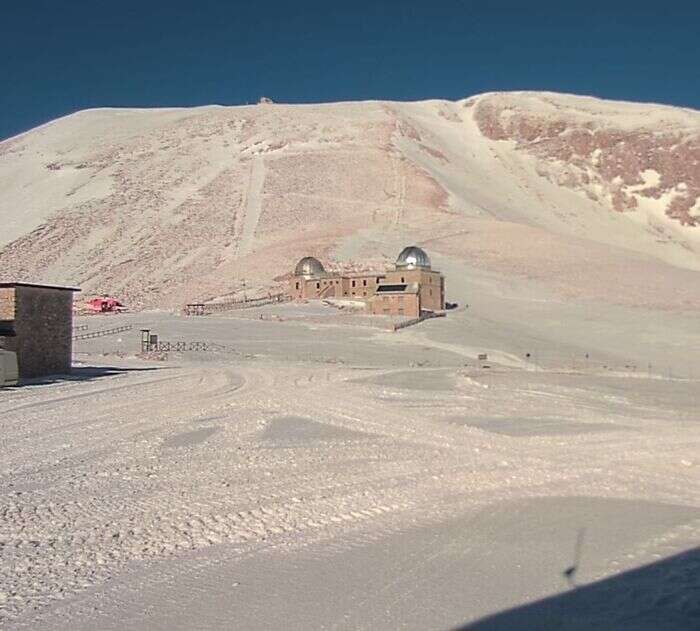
<box><xmin>287</xmin><ymin>247</ymin><xmax>445</xmax><ymax>318</ymax></box>
<box><xmin>369</xmin><ymin>283</ymin><xmax>420</xmax><ymax>316</ymax></box>
<box><xmin>0</xmin><ymin>282</ymin><xmax>80</xmax><ymax>378</ymax></box>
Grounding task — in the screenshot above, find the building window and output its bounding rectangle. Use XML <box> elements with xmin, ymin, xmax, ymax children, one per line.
<box><xmin>401</xmin><ymin>277</ymin><xmax>405</xmax><ymax>283</ymax></box>
<box><xmin>316</xmin><ymin>282</ymin><xmax>320</xmax><ymax>289</ymax></box>
<box><xmin>363</xmin><ymin>279</ymin><xmax>367</xmax><ymax>286</ymax></box>
<box><xmin>295</xmin><ymin>282</ymin><xmax>299</xmax><ymax>290</ymax></box>
<box><xmin>376</xmin><ymin>277</ymin><xmax>381</xmax><ymax>283</ymax></box>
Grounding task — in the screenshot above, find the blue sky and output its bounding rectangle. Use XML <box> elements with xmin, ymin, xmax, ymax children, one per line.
<box><xmin>1</xmin><ymin>0</ymin><xmax>699</xmax><ymax>140</ymax></box>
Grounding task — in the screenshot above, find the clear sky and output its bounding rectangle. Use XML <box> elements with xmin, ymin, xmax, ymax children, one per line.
<box><xmin>2</xmin><ymin>0</ymin><xmax>699</xmax><ymax>140</ymax></box>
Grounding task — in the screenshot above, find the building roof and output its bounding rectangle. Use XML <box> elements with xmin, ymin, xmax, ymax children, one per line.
<box><xmin>341</xmin><ymin>272</ymin><xmax>386</xmax><ymax>279</ymax></box>
<box><xmin>294</xmin><ymin>257</ymin><xmax>326</xmax><ymax>278</ymax></box>
<box><xmin>375</xmin><ymin>283</ymin><xmax>419</xmax><ymax>294</ymax></box>
<box><xmin>395</xmin><ymin>246</ymin><xmax>431</xmax><ymax>269</ymax></box>
<box><xmin>0</xmin><ymin>282</ymin><xmax>81</xmax><ymax>292</ymax></box>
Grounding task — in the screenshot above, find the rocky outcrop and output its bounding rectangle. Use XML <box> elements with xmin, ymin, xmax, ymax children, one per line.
<box><xmin>472</xmin><ymin>92</ymin><xmax>700</xmax><ymax>226</ymax></box>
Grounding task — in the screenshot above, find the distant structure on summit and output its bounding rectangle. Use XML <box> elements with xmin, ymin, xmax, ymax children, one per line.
<box><xmin>287</xmin><ymin>246</ymin><xmax>445</xmax><ymax>318</ymax></box>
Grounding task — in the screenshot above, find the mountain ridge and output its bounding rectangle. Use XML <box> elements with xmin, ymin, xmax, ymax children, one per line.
<box><xmin>1</xmin><ymin>91</ymin><xmax>698</xmax><ymax>308</ymax></box>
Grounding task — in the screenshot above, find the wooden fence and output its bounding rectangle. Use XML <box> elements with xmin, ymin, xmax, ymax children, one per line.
<box><xmin>73</xmin><ymin>325</ymin><xmax>132</xmax><ymax>341</ymax></box>
<box><xmin>185</xmin><ymin>293</ymin><xmax>289</xmax><ymax>316</ymax></box>
<box><xmin>392</xmin><ymin>311</ymin><xmax>445</xmax><ymax>332</ymax></box>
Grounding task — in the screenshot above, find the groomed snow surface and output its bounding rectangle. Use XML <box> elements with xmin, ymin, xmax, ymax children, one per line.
<box><xmin>1</xmin><ymin>302</ymin><xmax>698</xmax><ymax>630</ymax></box>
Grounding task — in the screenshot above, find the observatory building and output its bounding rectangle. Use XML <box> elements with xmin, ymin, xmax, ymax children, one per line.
<box><xmin>287</xmin><ymin>246</ymin><xmax>445</xmax><ymax>318</ymax></box>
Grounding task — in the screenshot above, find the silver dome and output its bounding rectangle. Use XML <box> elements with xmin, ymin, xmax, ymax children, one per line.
<box><xmin>294</xmin><ymin>256</ymin><xmax>325</xmax><ymax>278</ymax></box>
<box><xmin>395</xmin><ymin>246</ymin><xmax>431</xmax><ymax>269</ymax></box>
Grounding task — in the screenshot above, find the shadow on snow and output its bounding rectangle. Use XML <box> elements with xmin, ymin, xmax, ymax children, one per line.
<box><xmin>457</xmin><ymin>547</ymin><xmax>700</xmax><ymax>631</ymax></box>
<box><xmin>14</xmin><ymin>365</ymin><xmax>167</xmax><ymax>387</ymax></box>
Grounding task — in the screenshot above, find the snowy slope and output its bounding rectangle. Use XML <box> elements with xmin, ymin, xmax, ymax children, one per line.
<box><xmin>0</xmin><ymin>92</ymin><xmax>698</xmax><ymax>308</ymax></box>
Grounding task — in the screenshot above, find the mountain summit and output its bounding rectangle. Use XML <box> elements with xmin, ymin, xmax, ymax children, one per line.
<box><xmin>1</xmin><ymin>91</ymin><xmax>698</xmax><ymax>308</ymax></box>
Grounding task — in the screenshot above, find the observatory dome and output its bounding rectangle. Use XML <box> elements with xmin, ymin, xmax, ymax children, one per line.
<box><xmin>294</xmin><ymin>256</ymin><xmax>325</xmax><ymax>277</ymax></box>
<box><xmin>395</xmin><ymin>246</ymin><xmax>431</xmax><ymax>269</ymax></box>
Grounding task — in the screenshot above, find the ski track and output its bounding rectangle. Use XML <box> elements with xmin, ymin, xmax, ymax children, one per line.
<box><xmin>1</xmin><ymin>353</ymin><xmax>698</xmax><ymax>627</ymax></box>
<box><xmin>235</xmin><ymin>155</ymin><xmax>265</xmax><ymax>257</ymax></box>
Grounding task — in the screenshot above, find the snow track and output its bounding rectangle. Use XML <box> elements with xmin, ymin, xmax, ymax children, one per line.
<box><xmin>1</xmin><ymin>352</ymin><xmax>698</xmax><ymax>628</ymax></box>
<box><xmin>234</xmin><ymin>155</ymin><xmax>266</xmax><ymax>257</ymax></box>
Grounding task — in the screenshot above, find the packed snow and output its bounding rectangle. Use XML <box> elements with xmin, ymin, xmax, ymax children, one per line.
<box><xmin>1</xmin><ymin>297</ymin><xmax>698</xmax><ymax>629</ymax></box>
<box><xmin>1</xmin><ymin>91</ymin><xmax>699</xmax><ymax>629</ymax></box>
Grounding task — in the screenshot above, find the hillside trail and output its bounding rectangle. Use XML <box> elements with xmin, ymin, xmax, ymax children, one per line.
<box><xmin>237</xmin><ymin>155</ymin><xmax>266</xmax><ymax>256</ymax></box>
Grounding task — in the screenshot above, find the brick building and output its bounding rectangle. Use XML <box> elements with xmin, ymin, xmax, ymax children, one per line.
<box><xmin>0</xmin><ymin>282</ymin><xmax>80</xmax><ymax>379</ymax></box>
<box><xmin>369</xmin><ymin>283</ymin><xmax>421</xmax><ymax>316</ymax></box>
<box><xmin>287</xmin><ymin>246</ymin><xmax>445</xmax><ymax>318</ymax></box>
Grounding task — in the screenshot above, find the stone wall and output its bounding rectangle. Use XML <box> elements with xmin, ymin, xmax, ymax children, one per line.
<box><xmin>384</xmin><ymin>269</ymin><xmax>444</xmax><ymax>312</ymax></box>
<box><xmin>1</xmin><ymin>286</ymin><xmax>74</xmax><ymax>378</ymax></box>
<box><xmin>0</xmin><ymin>288</ymin><xmax>16</xmax><ymax>320</ymax></box>
<box><xmin>369</xmin><ymin>292</ymin><xmax>420</xmax><ymax>317</ymax></box>
<box><xmin>289</xmin><ymin>272</ymin><xmax>389</xmax><ymax>302</ymax></box>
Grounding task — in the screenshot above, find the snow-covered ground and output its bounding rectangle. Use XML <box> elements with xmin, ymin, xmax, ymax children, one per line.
<box><xmin>1</xmin><ymin>90</ymin><xmax>699</xmax><ymax>628</ymax></box>
<box><xmin>1</xmin><ymin>304</ymin><xmax>698</xmax><ymax>629</ymax></box>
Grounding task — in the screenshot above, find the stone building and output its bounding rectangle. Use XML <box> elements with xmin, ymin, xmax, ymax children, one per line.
<box><xmin>287</xmin><ymin>246</ymin><xmax>445</xmax><ymax>318</ymax></box>
<box><xmin>0</xmin><ymin>282</ymin><xmax>80</xmax><ymax>379</ymax></box>
<box><xmin>374</xmin><ymin>246</ymin><xmax>445</xmax><ymax>314</ymax></box>
<box><xmin>369</xmin><ymin>283</ymin><xmax>420</xmax><ymax>317</ymax></box>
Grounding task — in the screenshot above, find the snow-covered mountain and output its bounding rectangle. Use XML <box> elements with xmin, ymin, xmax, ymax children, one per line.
<box><xmin>1</xmin><ymin>91</ymin><xmax>698</xmax><ymax>308</ymax></box>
